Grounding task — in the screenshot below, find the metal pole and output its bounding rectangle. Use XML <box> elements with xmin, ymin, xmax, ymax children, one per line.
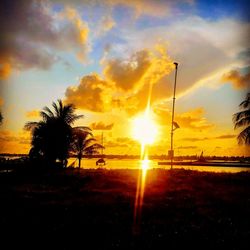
<box><xmin>170</xmin><ymin>62</ymin><xmax>178</xmax><ymax>170</ymax></box>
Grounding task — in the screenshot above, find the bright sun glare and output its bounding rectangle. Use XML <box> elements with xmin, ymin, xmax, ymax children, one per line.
<box><xmin>132</xmin><ymin>112</ymin><xmax>158</xmax><ymax>145</ymax></box>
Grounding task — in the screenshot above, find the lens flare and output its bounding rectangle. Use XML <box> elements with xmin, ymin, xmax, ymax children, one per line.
<box><xmin>133</xmin><ymin>84</ymin><xmax>155</xmax><ymax>234</ymax></box>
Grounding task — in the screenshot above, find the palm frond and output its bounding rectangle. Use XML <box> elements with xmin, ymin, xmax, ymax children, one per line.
<box><xmin>42</xmin><ymin>106</ymin><xmax>54</xmax><ymax>118</ymax></box>
<box><xmin>237</xmin><ymin>126</ymin><xmax>250</xmax><ymax>145</ymax></box>
<box><xmin>234</xmin><ymin>117</ymin><xmax>250</xmax><ymax>129</ymax></box>
<box><xmin>239</xmin><ymin>93</ymin><xmax>250</xmax><ymax>109</ymax></box>
<box><xmin>24</xmin><ymin>122</ymin><xmax>39</xmax><ymax>131</ymax></box>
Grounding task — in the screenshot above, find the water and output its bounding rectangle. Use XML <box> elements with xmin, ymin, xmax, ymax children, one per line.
<box><xmin>68</xmin><ymin>158</ymin><xmax>250</xmax><ymax>173</ymax></box>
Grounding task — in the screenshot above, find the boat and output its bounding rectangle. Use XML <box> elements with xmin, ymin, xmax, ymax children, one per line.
<box><xmin>96</xmin><ymin>158</ymin><xmax>106</xmax><ymax>166</ymax></box>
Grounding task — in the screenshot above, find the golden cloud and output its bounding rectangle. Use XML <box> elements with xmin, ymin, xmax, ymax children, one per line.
<box><xmin>103</xmin><ymin>50</ymin><xmax>151</xmax><ymax>91</ymax></box>
<box><xmin>221</xmin><ymin>68</ymin><xmax>250</xmax><ymax>89</ymax></box>
<box><xmin>182</xmin><ymin>134</ymin><xmax>236</xmax><ymax>141</ymax></box>
<box><xmin>99</xmin><ymin>15</ymin><xmax>116</xmax><ymax>35</ymax></box>
<box><xmin>103</xmin><ymin>45</ymin><xmax>173</xmax><ymax>92</ymax></box>
<box><xmin>0</xmin><ymin>63</ymin><xmax>11</xmax><ymax>80</ymax></box>
<box><xmin>65</xmin><ymin>73</ymin><xmax>114</xmax><ymax>112</ymax></box>
<box><xmin>65</xmin><ymin>46</ymin><xmax>174</xmax><ymax>115</ymax></box>
<box><xmin>91</xmin><ymin>121</ymin><xmax>114</xmax><ymax>130</ymax></box>
<box><xmin>154</xmin><ymin>107</ymin><xmax>214</xmax><ymax>131</ymax></box>
<box><xmin>26</xmin><ymin>110</ymin><xmax>40</xmax><ymax>118</ymax></box>
<box><xmin>0</xmin><ymin>97</ymin><xmax>4</xmax><ymax>106</ymax></box>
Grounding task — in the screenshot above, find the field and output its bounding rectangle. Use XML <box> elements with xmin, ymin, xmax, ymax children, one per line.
<box><xmin>0</xmin><ymin>167</ymin><xmax>250</xmax><ymax>249</ymax></box>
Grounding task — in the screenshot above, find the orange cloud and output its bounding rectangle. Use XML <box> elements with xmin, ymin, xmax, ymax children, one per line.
<box><xmin>103</xmin><ymin>50</ymin><xmax>151</xmax><ymax>91</ymax></box>
<box><xmin>182</xmin><ymin>134</ymin><xmax>236</xmax><ymax>141</ymax></box>
<box><xmin>0</xmin><ymin>63</ymin><xmax>11</xmax><ymax>79</ymax></box>
<box><xmin>0</xmin><ymin>97</ymin><xmax>3</xmax><ymax>106</ymax></box>
<box><xmin>103</xmin><ymin>45</ymin><xmax>173</xmax><ymax>92</ymax></box>
<box><xmin>65</xmin><ymin>74</ymin><xmax>113</xmax><ymax>112</ymax></box>
<box><xmin>65</xmin><ymin>46</ymin><xmax>173</xmax><ymax>115</ymax></box>
<box><xmin>63</xmin><ymin>7</ymin><xmax>90</xmax><ymax>62</ymax></box>
<box><xmin>91</xmin><ymin>121</ymin><xmax>114</xmax><ymax>130</ymax></box>
<box><xmin>154</xmin><ymin>107</ymin><xmax>214</xmax><ymax>131</ymax></box>
<box><xmin>26</xmin><ymin>110</ymin><xmax>40</xmax><ymax>118</ymax></box>
<box><xmin>221</xmin><ymin>68</ymin><xmax>250</xmax><ymax>89</ymax></box>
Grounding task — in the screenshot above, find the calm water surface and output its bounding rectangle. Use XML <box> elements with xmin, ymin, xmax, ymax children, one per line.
<box><xmin>68</xmin><ymin>158</ymin><xmax>250</xmax><ymax>173</ymax></box>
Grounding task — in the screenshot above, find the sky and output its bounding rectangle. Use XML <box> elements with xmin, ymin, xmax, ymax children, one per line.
<box><xmin>0</xmin><ymin>0</ymin><xmax>249</xmax><ymax>156</ymax></box>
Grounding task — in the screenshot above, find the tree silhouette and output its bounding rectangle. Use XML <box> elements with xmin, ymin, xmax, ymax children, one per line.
<box><xmin>70</xmin><ymin>127</ymin><xmax>103</xmax><ymax>168</ymax></box>
<box><xmin>0</xmin><ymin>111</ymin><xmax>2</xmax><ymax>125</ymax></box>
<box><xmin>25</xmin><ymin>100</ymin><xmax>83</xmax><ymax>166</ymax></box>
<box><xmin>233</xmin><ymin>93</ymin><xmax>250</xmax><ymax>145</ymax></box>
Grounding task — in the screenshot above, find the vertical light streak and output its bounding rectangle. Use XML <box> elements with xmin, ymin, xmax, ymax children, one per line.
<box><xmin>133</xmin><ymin>83</ymin><xmax>152</xmax><ymax>234</ymax></box>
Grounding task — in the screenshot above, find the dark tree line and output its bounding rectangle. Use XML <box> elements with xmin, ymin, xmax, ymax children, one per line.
<box><xmin>233</xmin><ymin>92</ymin><xmax>250</xmax><ymax>145</ymax></box>
<box><xmin>25</xmin><ymin>100</ymin><xmax>103</xmax><ymax>168</ymax></box>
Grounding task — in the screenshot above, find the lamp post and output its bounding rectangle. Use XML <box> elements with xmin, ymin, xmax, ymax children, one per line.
<box><xmin>170</xmin><ymin>62</ymin><xmax>179</xmax><ymax>170</ymax></box>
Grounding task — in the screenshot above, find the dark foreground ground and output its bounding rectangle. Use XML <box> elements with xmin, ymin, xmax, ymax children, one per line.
<box><xmin>0</xmin><ymin>166</ymin><xmax>250</xmax><ymax>250</ymax></box>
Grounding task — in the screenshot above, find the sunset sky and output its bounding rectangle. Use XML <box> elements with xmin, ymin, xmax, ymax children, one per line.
<box><xmin>0</xmin><ymin>0</ymin><xmax>249</xmax><ymax>156</ymax></box>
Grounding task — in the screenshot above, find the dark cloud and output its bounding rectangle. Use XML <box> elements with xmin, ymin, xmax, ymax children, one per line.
<box><xmin>0</xmin><ymin>0</ymin><xmax>89</xmax><ymax>77</ymax></box>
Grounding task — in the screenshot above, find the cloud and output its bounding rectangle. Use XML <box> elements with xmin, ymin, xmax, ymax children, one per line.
<box><xmin>55</xmin><ymin>0</ymin><xmax>194</xmax><ymax>18</ymax></box>
<box><xmin>177</xmin><ymin>146</ymin><xmax>197</xmax><ymax>149</ymax></box>
<box><xmin>154</xmin><ymin>107</ymin><xmax>214</xmax><ymax>131</ymax></box>
<box><xmin>95</xmin><ymin>15</ymin><xmax>116</xmax><ymax>36</ymax></box>
<box><xmin>221</xmin><ymin>67</ymin><xmax>250</xmax><ymax>89</ymax></box>
<box><xmin>0</xmin><ymin>97</ymin><xmax>3</xmax><ymax>107</ymax></box>
<box><xmin>103</xmin><ymin>45</ymin><xmax>173</xmax><ymax>92</ymax></box>
<box><xmin>26</xmin><ymin>110</ymin><xmax>40</xmax><ymax>118</ymax></box>
<box><xmin>183</xmin><ymin>134</ymin><xmax>236</xmax><ymax>141</ymax></box>
<box><xmin>0</xmin><ymin>63</ymin><xmax>11</xmax><ymax>80</ymax></box>
<box><xmin>91</xmin><ymin>121</ymin><xmax>114</xmax><ymax>130</ymax></box>
<box><xmin>64</xmin><ymin>73</ymin><xmax>114</xmax><ymax>112</ymax></box>
<box><xmin>215</xmin><ymin>134</ymin><xmax>236</xmax><ymax>139</ymax></box>
<box><xmin>0</xmin><ymin>0</ymin><xmax>90</xmax><ymax>77</ymax></box>
<box><xmin>103</xmin><ymin>50</ymin><xmax>151</xmax><ymax>91</ymax></box>
<box><xmin>119</xmin><ymin>16</ymin><xmax>250</xmax><ymax>97</ymax></box>
<box><xmin>65</xmin><ymin>45</ymin><xmax>173</xmax><ymax>115</ymax></box>
<box><xmin>104</xmin><ymin>137</ymin><xmax>138</xmax><ymax>149</ymax></box>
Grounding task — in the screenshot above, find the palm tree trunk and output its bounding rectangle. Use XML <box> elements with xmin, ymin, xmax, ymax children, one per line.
<box><xmin>78</xmin><ymin>156</ymin><xmax>81</xmax><ymax>169</ymax></box>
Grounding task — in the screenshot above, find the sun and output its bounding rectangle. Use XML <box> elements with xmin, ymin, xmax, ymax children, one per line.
<box><xmin>132</xmin><ymin>112</ymin><xmax>158</xmax><ymax>145</ymax></box>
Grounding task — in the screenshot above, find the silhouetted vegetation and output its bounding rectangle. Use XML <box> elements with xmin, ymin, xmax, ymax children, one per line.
<box><xmin>0</xmin><ymin>169</ymin><xmax>249</xmax><ymax>249</ymax></box>
<box><xmin>233</xmin><ymin>92</ymin><xmax>250</xmax><ymax>145</ymax></box>
<box><xmin>25</xmin><ymin>99</ymin><xmax>83</xmax><ymax>167</ymax></box>
<box><xmin>70</xmin><ymin>127</ymin><xmax>103</xmax><ymax>168</ymax></box>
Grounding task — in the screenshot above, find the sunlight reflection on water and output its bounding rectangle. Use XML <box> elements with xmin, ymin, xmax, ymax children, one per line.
<box><xmin>67</xmin><ymin>158</ymin><xmax>250</xmax><ymax>173</ymax></box>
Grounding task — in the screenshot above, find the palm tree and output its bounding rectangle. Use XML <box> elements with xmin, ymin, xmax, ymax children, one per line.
<box><xmin>70</xmin><ymin>128</ymin><xmax>103</xmax><ymax>168</ymax></box>
<box><xmin>233</xmin><ymin>93</ymin><xmax>250</xmax><ymax>145</ymax></box>
<box><xmin>25</xmin><ymin>100</ymin><xmax>83</xmax><ymax>166</ymax></box>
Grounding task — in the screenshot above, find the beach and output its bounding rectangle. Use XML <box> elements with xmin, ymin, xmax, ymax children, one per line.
<box><xmin>1</xmin><ymin>166</ymin><xmax>250</xmax><ymax>249</ymax></box>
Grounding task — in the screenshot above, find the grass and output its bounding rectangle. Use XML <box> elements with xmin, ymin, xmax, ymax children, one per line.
<box><xmin>0</xmin><ymin>167</ymin><xmax>250</xmax><ymax>249</ymax></box>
